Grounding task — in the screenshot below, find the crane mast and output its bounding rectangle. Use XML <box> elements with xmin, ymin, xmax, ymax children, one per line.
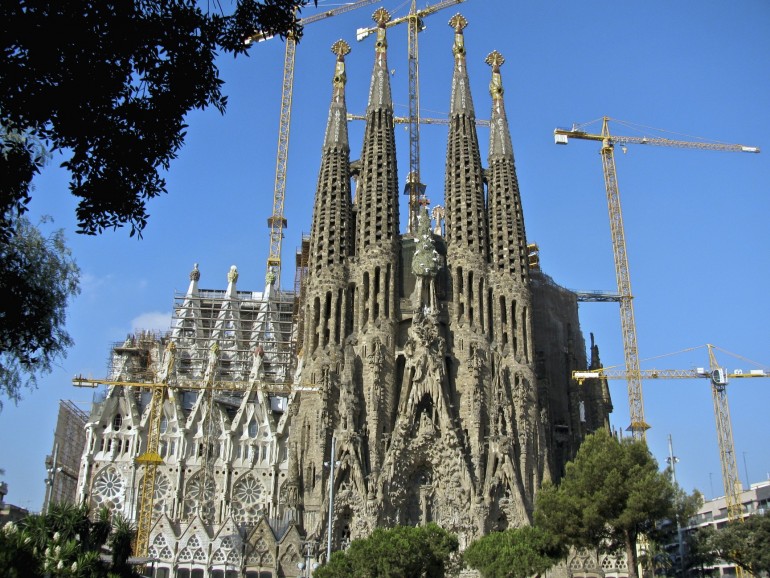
<box><xmin>554</xmin><ymin>117</ymin><xmax>760</xmax><ymax>440</ymax></box>
<box><xmin>260</xmin><ymin>0</ymin><xmax>379</xmax><ymax>287</ymax></box>
<box><xmin>707</xmin><ymin>345</ymin><xmax>743</xmax><ymax>523</ymax></box>
<box><xmin>598</xmin><ymin>117</ymin><xmax>647</xmax><ymax>438</ymax></box>
<box><xmin>357</xmin><ymin>0</ymin><xmax>465</xmax><ymax>234</ymax></box>
<box><xmin>406</xmin><ymin>0</ymin><xmax>422</xmax><ymax>234</ymax></box>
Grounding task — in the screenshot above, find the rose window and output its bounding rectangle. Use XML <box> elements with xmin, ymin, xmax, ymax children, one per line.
<box><xmin>92</xmin><ymin>467</ymin><xmax>125</xmax><ymax>512</ymax></box>
<box><xmin>183</xmin><ymin>474</ymin><xmax>216</xmax><ymax>520</ymax></box>
<box><xmin>152</xmin><ymin>472</ymin><xmax>172</xmax><ymax>517</ymax></box>
<box><xmin>231</xmin><ymin>475</ymin><xmax>265</xmax><ymax>522</ymax></box>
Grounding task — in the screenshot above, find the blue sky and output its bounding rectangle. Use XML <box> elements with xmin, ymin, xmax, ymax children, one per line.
<box><xmin>1</xmin><ymin>0</ymin><xmax>768</xmax><ymax>511</ymax></box>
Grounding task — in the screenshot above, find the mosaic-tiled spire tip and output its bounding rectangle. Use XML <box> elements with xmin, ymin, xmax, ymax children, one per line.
<box><xmin>486</xmin><ymin>50</ymin><xmax>505</xmax><ymax>99</ymax></box>
<box><xmin>331</xmin><ymin>40</ymin><xmax>350</xmax><ymax>91</ymax></box>
<box><xmin>449</xmin><ymin>14</ymin><xmax>467</xmax><ymax>57</ymax></box>
<box><xmin>331</xmin><ymin>39</ymin><xmax>351</xmax><ymax>59</ymax></box>
<box><xmin>373</xmin><ymin>8</ymin><xmax>390</xmax><ymax>53</ymax></box>
<box><xmin>373</xmin><ymin>7</ymin><xmax>391</xmax><ymax>26</ymax></box>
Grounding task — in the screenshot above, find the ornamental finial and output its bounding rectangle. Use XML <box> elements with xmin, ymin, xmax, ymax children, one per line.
<box><xmin>331</xmin><ymin>40</ymin><xmax>350</xmax><ymax>91</ymax></box>
<box><xmin>448</xmin><ymin>13</ymin><xmax>467</xmax><ymax>32</ymax></box>
<box><xmin>485</xmin><ymin>50</ymin><xmax>505</xmax><ymax>69</ymax></box>
<box><xmin>486</xmin><ymin>51</ymin><xmax>505</xmax><ymax>99</ymax></box>
<box><xmin>373</xmin><ymin>7</ymin><xmax>391</xmax><ymax>26</ymax></box>
<box><xmin>373</xmin><ymin>8</ymin><xmax>390</xmax><ymax>53</ymax></box>
<box><xmin>449</xmin><ymin>14</ymin><xmax>467</xmax><ymax>57</ymax></box>
<box><xmin>190</xmin><ymin>263</ymin><xmax>200</xmax><ymax>282</ymax></box>
<box><xmin>331</xmin><ymin>39</ymin><xmax>351</xmax><ymax>59</ymax></box>
<box><xmin>227</xmin><ymin>265</ymin><xmax>239</xmax><ymax>284</ymax></box>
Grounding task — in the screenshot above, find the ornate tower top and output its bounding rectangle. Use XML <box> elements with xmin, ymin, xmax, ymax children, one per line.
<box><xmin>306</xmin><ymin>35</ymin><xmax>353</xmax><ymax>283</ymax></box>
<box><xmin>331</xmin><ymin>39</ymin><xmax>351</xmax><ymax>59</ymax></box>
<box><xmin>449</xmin><ymin>13</ymin><xmax>467</xmax><ymax>58</ymax></box>
<box><xmin>448</xmin><ymin>14</ymin><xmax>474</xmax><ymax>117</ymax></box>
<box><xmin>373</xmin><ymin>8</ymin><xmax>390</xmax><ymax>53</ymax></box>
<box><xmin>356</xmin><ymin>4</ymin><xmax>398</xmax><ymax>255</ymax></box>
<box><xmin>485</xmin><ymin>48</ymin><xmax>528</xmax><ymax>281</ymax></box>
<box><xmin>185</xmin><ymin>263</ymin><xmax>200</xmax><ymax>297</ymax></box>
<box><xmin>486</xmin><ymin>50</ymin><xmax>505</xmax><ymax>101</ymax></box>
<box><xmin>444</xmin><ymin>11</ymin><xmax>486</xmax><ymax>261</ymax></box>
<box><xmin>331</xmin><ymin>40</ymin><xmax>350</xmax><ymax>99</ymax></box>
<box><xmin>486</xmin><ymin>50</ymin><xmax>513</xmax><ymax>158</ymax></box>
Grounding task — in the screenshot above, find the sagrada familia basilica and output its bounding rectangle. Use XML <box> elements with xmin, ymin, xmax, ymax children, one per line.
<box><xmin>71</xmin><ymin>10</ymin><xmax>612</xmax><ymax>578</ymax></box>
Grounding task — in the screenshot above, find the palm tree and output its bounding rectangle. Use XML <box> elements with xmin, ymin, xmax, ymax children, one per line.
<box><xmin>108</xmin><ymin>513</ymin><xmax>135</xmax><ymax>578</ymax></box>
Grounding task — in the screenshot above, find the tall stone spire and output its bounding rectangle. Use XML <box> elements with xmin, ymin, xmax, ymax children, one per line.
<box><xmin>351</xmin><ymin>7</ymin><xmax>400</xmax><ymax>485</ymax></box>
<box><xmin>290</xmin><ymin>42</ymin><xmax>358</xmax><ymax>536</ymax></box>
<box><xmin>355</xmin><ymin>8</ymin><xmax>399</xmax><ymax>254</ymax></box>
<box><xmin>309</xmin><ymin>39</ymin><xmax>353</xmax><ymax>276</ymax></box>
<box><xmin>444</xmin><ymin>14</ymin><xmax>487</xmax><ymax>265</ymax></box>
<box><xmin>303</xmin><ymin>40</ymin><xmax>355</xmax><ymax>354</ymax></box>
<box><xmin>308</xmin><ymin>40</ymin><xmax>353</xmax><ymax>275</ymax></box>
<box><xmin>482</xmin><ymin>51</ymin><xmax>545</xmax><ymax>506</ymax></box>
<box><xmin>486</xmin><ymin>50</ymin><xmax>529</xmax><ymax>283</ymax></box>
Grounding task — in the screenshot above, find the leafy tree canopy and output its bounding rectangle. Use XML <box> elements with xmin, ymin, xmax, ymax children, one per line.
<box><xmin>0</xmin><ymin>215</ymin><xmax>79</xmax><ymax>407</ymax></box>
<box><xmin>534</xmin><ymin>429</ymin><xmax>678</xmax><ymax>578</ymax></box>
<box><xmin>314</xmin><ymin>523</ymin><xmax>459</xmax><ymax>578</ymax></box>
<box><xmin>1</xmin><ymin>0</ymin><xmax>313</xmax><ymax>238</ymax></box>
<box><xmin>682</xmin><ymin>526</ymin><xmax>719</xmax><ymax>578</ymax></box>
<box><xmin>706</xmin><ymin>511</ymin><xmax>770</xmax><ymax>576</ymax></box>
<box><xmin>463</xmin><ymin>525</ymin><xmax>566</xmax><ymax>578</ymax></box>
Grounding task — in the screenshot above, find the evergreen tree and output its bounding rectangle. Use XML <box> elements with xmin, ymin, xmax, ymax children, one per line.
<box><xmin>463</xmin><ymin>525</ymin><xmax>566</xmax><ymax>578</ymax></box>
<box><xmin>535</xmin><ymin>430</ymin><xmax>678</xmax><ymax>578</ymax></box>
<box><xmin>314</xmin><ymin>523</ymin><xmax>458</xmax><ymax>578</ymax></box>
<box><xmin>706</xmin><ymin>511</ymin><xmax>770</xmax><ymax>576</ymax></box>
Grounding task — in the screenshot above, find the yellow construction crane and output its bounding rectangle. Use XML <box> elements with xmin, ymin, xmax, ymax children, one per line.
<box><xmin>72</xmin><ymin>342</ymin><xmax>291</xmax><ymax>559</ymax></box>
<box><xmin>248</xmin><ymin>0</ymin><xmax>379</xmax><ymax>287</ymax></box>
<box><xmin>574</xmin><ymin>343</ymin><xmax>769</xmax><ymax>526</ymax></box>
<box><xmin>357</xmin><ymin>0</ymin><xmax>465</xmax><ymax>234</ymax></box>
<box><xmin>554</xmin><ymin>117</ymin><xmax>760</xmax><ymax>439</ymax></box>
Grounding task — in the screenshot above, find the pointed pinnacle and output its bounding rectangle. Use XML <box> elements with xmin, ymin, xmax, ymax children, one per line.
<box><xmin>486</xmin><ymin>51</ymin><xmax>505</xmax><ymax>100</ymax></box>
<box><xmin>331</xmin><ymin>39</ymin><xmax>351</xmax><ymax>59</ymax></box>
<box><xmin>448</xmin><ymin>13</ymin><xmax>468</xmax><ymax>32</ymax></box>
<box><xmin>485</xmin><ymin>50</ymin><xmax>505</xmax><ymax>69</ymax></box>
<box><xmin>373</xmin><ymin>7</ymin><xmax>391</xmax><ymax>26</ymax></box>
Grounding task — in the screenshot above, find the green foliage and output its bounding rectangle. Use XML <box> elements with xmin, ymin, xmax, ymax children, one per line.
<box><xmin>682</xmin><ymin>526</ymin><xmax>718</xmax><ymax>578</ymax></box>
<box><xmin>0</xmin><ymin>215</ymin><xmax>79</xmax><ymax>407</ymax></box>
<box><xmin>314</xmin><ymin>523</ymin><xmax>459</xmax><ymax>578</ymax></box>
<box><xmin>0</xmin><ymin>503</ymin><xmax>139</xmax><ymax>578</ymax></box>
<box><xmin>535</xmin><ymin>430</ymin><xmax>678</xmax><ymax>578</ymax></box>
<box><xmin>463</xmin><ymin>525</ymin><xmax>566</xmax><ymax>578</ymax></box>
<box><xmin>108</xmin><ymin>513</ymin><xmax>135</xmax><ymax>578</ymax></box>
<box><xmin>1</xmin><ymin>0</ymin><xmax>312</xmax><ymax>238</ymax></box>
<box><xmin>706</xmin><ymin>511</ymin><xmax>770</xmax><ymax>576</ymax></box>
<box><xmin>0</xmin><ymin>519</ymin><xmax>42</xmax><ymax>578</ymax></box>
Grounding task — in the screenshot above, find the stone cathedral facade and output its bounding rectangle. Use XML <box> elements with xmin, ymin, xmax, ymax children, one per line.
<box><xmin>74</xmin><ymin>12</ymin><xmax>611</xmax><ymax>578</ymax></box>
